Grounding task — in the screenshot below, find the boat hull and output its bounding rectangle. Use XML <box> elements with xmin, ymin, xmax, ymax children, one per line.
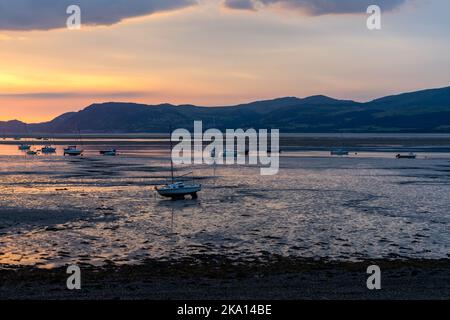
<box><xmin>156</xmin><ymin>185</ymin><xmax>201</xmax><ymax>199</ymax></box>
<box><xmin>64</xmin><ymin>150</ymin><xmax>83</xmax><ymax>156</ymax></box>
<box><xmin>41</xmin><ymin>147</ymin><xmax>56</xmax><ymax>153</ymax></box>
<box><xmin>100</xmin><ymin>150</ymin><xmax>117</xmax><ymax>156</ymax></box>
<box><xmin>331</xmin><ymin>150</ymin><xmax>349</xmax><ymax>156</ymax></box>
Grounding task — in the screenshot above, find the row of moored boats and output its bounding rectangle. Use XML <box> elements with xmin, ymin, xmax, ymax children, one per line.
<box><xmin>330</xmin><ymin>149</ymin><xmax>417</xmax><ymax>159</ymax></box>
<box><xmin>18</xmin><ymin>144</ymin><xmax>117</xmax><ymax>156</ymax></box>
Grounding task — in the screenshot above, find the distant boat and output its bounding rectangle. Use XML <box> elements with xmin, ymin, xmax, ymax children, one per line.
<box><xmin>18</xmin><ymin>144</ymin><xmax>31</xmax><ymax>151</ymax></box>
<box><xmin>331</xmin><ymin>149</ymin><xmax>349</xmax><ymax>156</ymax></box>
<box><xmin>26</xmin><ymin>150</ymin><xmax>38</xmax><ymax>156</ymax></box>
<box><xmin>14</xmin><ymin>137</ymin><xmax>21</xmax><ymax>141</ymax></box>
<box><xmin>99</xmin><ymin>149</ymin><xmax>117</xmax><ymax>156</ymax></box>
<box><xmin>396</xmin><ymin>152</ymin><xmax>416</xmax><ymax>159</ymax></box>
<box><xmin>41</xmin><ymin>145</ymin><xmax>57</xmax><ymax>153</ymax></box>
<box><xmin>64</xmin><ymin>146</ymin><xmax>83</xmax><ymax>156</ymax></box>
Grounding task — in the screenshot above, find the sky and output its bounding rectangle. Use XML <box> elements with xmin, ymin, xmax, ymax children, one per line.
<box><xmin>0</xmin><ymin>0</ymin><xmax>449</xmax><ymax>122</ymax></box>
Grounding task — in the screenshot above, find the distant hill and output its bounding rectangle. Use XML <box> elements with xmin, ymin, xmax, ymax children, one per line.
<box><xmin>1</xmin><ymin>86</ymin><xmax>450</xmax><ymax>133</ymax></box>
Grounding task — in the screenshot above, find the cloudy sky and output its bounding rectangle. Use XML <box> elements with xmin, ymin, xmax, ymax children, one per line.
<box><xmin>0</xmin><ymin>0</ymin><xmax>449</xmax><ymax>122</ymax></box>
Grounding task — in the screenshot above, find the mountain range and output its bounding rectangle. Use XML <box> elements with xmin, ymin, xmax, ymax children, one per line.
<box><xmin>1</xmin><ymin>86</ymin><xmax>450</xmax><ymax>134</ymax></box>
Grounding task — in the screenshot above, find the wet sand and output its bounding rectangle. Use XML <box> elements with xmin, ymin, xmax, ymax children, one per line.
<box><xmin>1</xmin><ymin>257</ymin><xmax>449</xmax><ymax>299</ymax></box>
<box><xmin>1</xmin><ymin>137</ymin><xmax>449</xmax><ymax>299</ymax></box>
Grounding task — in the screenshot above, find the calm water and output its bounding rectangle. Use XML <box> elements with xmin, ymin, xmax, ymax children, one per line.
<box><xmin>0</xmin><ymin>142</ymin><xmax>449</xmax><ymax>268</ymax></box>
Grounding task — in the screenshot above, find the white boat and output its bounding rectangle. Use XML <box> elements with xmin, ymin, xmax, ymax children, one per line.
<box><xmin>41</xmin><ymin>145</ymin><xmax>56</xmax><ymax>153</ymax></box>
<box><xmin>396</xmin><ymin>152</ymin><xmax>416</xmax><ymax>159</ymax></box>
<box><xmin>18</xmin><ymin>144</ymin><xmax>31</xmax><ymax>151</ymax></box>
<box><xmin>156</xmin><ymin>182</ymin><xmax>202</xmax><ymax>199</ymax></box>
<box><xmin>331</xmin><ymin>149</ymin><xmax>349</xmax><ymax>156</ymax></box>
<box><xmin>156</xmin><ymin>130</ymin><xmax>201</xmax><ymax>200</ymax></box>
<box><xmin>100</xmin><ymin>149</ymin><xmax>117</xmax><ymax>156</ymax></box>
<box><xmin>64</xmin><ymin>146</ymin><xmax>83</xmax><ymax>156</ymax></box>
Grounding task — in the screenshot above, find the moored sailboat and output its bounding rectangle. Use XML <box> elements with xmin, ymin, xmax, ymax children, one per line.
<box><xmin>18</xmin><ymin>144</ymin><xmax>31</xmax><ymax>151</ymax></box>
<box><xmin>156</xmin><ymin>130</ymin><xmax>201</xmax><ymax>200</ymax></box>
<box><xmin>64</xmin><ymin>145</ymin><xmax>83</xmax><ymax>156</ymax></box>
<box><xmin>41</xmin><ymin>145</ymin><xmax>57</xmax><ymax>153</ymax></box>
<box><xmin>396</xmin><ymin>152</ymin><xmax>416</xmax><ymax>159</ymax></box>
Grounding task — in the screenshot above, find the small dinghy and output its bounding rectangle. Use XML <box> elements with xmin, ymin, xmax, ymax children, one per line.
<box><xmin>100</xmin><ymin>149</ymin><xmax>117</xmax><ymax>156</ymax></box>
<box><xmin>26</xmin><ymin>150</ymin><xmax>38</xmax><ymax>155</ymax></box>
<box><xmin>396</xmin><ymin>152</ymin><xmax>416</xmax><ymax>159</ymax></box>
<box><xmin>64</xmin><ymin>146</ymin><xmax>83</xmax><ymax>156</ymax></box>
<box><xmin>41</xmin><ymin>145</ymin><xmax>56</xmax><ymax>153</ymax></box>
<box><xmin>18</xmin><ymin>144</ymin><xmax>31</xmax><ymax>151</ymax></box>
<box><xmin>331</xmin><ymin>149</ymin><xmax>349</xmax><ymax>156</ymax></box>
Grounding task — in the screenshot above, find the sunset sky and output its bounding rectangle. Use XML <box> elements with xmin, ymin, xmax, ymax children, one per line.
<box><xmin>0</xmin><ymin>0</ymin><xmax>449</xmax><ymax>122</ymax></box>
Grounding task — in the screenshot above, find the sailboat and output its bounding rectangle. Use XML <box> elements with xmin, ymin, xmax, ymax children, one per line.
<box><xmin>64</xmin><ymin>128</ymin><xmax>84</xmax><ymax>156</ymax></box>
<box><xmin>64</xmin><ymin>145</ymin><xmax>83</xmax><ymax>156</ymax></box>
<box><xmin>18</xmin><ymin>124</ymin><xmax>32</xmax><ymax>151</ymax></box>
<box><xmin>41</xmin><ymin>145</ymin><xmax>57</xmax><ymax>153</ymax></box>
<box><xmin>18</xmin><ymin>144</ymin><xmax>31</xmax><ymax>151</ymax></box>
<box><xmin>156</xmin><ymin>130</ymin><xmax>201</xmax><ymax>200</ymax></box>
<box><xmin>41</xmin><ymin>130</ymin><xmax>57</xmax><ymax>153</ymax></box>
<box><xmin>330</xmin><ymin>133</ymin><xmax>349</xmax><ymax>156</ymax></box>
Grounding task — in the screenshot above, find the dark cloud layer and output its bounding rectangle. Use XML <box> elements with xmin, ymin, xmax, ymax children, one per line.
<box><xmin>0</xmin><ymin>0</ymin><xmax>196</xmax><ymax>31</ymax></box>
<box><xmin>224</xmin><ymin>0</ymin><xmax>408</xmax><ymax>15</ymax></box>
<box><xmin>224</xmin><ymin>0</ymin><xmax>256</xmax><ymax>11</ymax></box>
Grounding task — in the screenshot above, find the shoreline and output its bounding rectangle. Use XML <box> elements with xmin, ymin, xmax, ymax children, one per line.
<box><xmin>1</xmin><ymin>256</ymin><xmax>449</xmax><ymax>300</ymax></box>
<box><xmin>1</xmin><ymin>136</ymin><xmax>450</xmax><ymax>148</ymax></box>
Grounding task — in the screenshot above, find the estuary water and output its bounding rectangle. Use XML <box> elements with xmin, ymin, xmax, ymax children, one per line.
<box><xmin>0</xmin><ymin>139</ymin><xmax>449</xmax><ymax>268</ymax></box>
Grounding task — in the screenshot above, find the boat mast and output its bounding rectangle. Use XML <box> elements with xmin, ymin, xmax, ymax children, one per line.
<box><xmin>169</xmin><ymin>125</ymin><xmax>174</xmax><ymax>184</ymax></box>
